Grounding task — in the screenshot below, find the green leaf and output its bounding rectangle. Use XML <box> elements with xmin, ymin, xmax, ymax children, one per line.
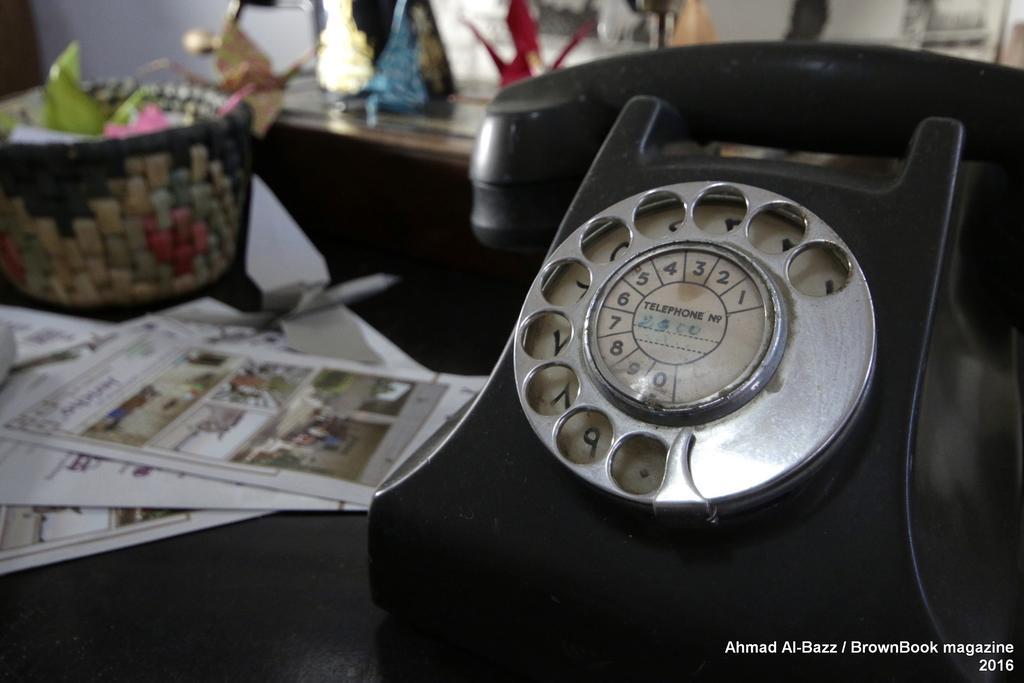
<box><xmin>41</xmin><ymin>41</ymin><xmax>105</xmax><ymax>135</ymax></box>
<box><xmin>108</xmin><ymin>88</ymin><xmax>148</xmax><ymax>125</ymax></box>
<box><xmin>0</xmin><ymin>111</ymin><xmax>17</xmax><ymax>139</ymax></box>
<box><xmin>51</xmin><ymin>40</ymin><xmax>82</xmax><ymax>85</ymax></box>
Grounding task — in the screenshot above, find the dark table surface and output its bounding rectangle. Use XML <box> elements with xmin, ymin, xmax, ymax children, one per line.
<box><xmin>0</xmin><ymin>229</ymin><xmax>539</xmax><ymax>682</ymax></box>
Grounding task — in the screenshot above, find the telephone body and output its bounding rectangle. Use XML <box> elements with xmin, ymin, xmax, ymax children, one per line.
<box><xmin>369</xmin><ymin>44</ymin><xmax>1024</xmax><ymax>681</ymax></box>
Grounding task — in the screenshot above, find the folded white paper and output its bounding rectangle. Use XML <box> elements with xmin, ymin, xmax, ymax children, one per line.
<box><xmin>0</xmin><ymin>506</ymin><xmax>265</xmax><ymax>576</ymax></box>
<box><xmin>245</xmin><ymin>175</ymin><xmax>330</xmax><ymax>311</ymax></box>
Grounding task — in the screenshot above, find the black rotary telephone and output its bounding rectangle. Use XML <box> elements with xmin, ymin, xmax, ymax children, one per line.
<box><xmin>369</xmin><ymin>44</ymin><xmax>1024</xmax><ymax>681</ymax></box>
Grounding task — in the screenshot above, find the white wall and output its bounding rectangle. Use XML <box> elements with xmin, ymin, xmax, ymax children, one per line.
<box><xmin>31</xmin><ymin>0</ymin><xmax>316</xmax><ymax>82</ymax></box>
<box><xmin>1005</xmin><ymin>0</ymin><xmax>1024</xmax><ymax>40</ymax></box>
<box><xmin>702</xmin><ymin>0</ymin><xmax>905</xmax><ymax>42</ymax></box>
<box><xmin>432</xmin><ymin>0</ymin><xmax>907</xmax><ymax>85</ymax></box>
<box><xmin>31</xmin><ymin>0</ymin><xmax>989</xmax><ymax>89</ymax></box>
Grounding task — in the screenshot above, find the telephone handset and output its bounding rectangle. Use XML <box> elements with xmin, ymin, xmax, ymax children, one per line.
<box><xmin>370</xmin><ymin>44</ymin><xmax>1024</xmax><ymax>681</ymax></box>
<box><xmin>515</xmin><ymin>181</ymin><xmax>874</xmax><ymax>519</ymax></box>
<box><xmin>469</xmin><ymin>42</ymin><xmax>1024</xmax><ymax>254</ymax></box>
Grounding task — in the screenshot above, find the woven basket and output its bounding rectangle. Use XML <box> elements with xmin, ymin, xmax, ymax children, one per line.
<box><xmin>0</xmin><ymin>81</ymin><xmax>252</xmax><ymax>308</ymax></box>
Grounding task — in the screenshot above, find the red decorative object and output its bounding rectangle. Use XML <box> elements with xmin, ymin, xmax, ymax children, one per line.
<box><xmin>465</xmin><ymin>0</ymin><xmax>593</xmax><ymax>86</ymax></box>
<box><xmin>148</xmin><ymin>231</ymin><xmax>174</xmax><ymax>264</ymax></box>
<box><xmin>173</xmin><ymin>244</ymin><xmax>195</xmax><ymax>275</ymax></box>
<box><xmin>192</xmin><ymin>222</ymin><xmax>209</xmax><ymax>252</ymax></box>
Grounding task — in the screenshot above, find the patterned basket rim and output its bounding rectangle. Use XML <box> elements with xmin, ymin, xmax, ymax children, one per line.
<box><xmin>0</xmin><ymin>80</ymin><xmax>252</xmax><ymax>155</ymax></box>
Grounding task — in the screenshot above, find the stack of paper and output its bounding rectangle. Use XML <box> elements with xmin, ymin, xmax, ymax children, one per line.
<box><xmin>0</xmin><ymin>303</ymin><xmax>483</xmax><ymax>575</ymax></box>
<box><xmin>0</xmin><ymin>178</ymin><xmax>485</xmax><ymax>575</ymax></box>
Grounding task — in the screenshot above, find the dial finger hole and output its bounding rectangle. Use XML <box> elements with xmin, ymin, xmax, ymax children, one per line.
<box><xmin>525</xmin><ymin>364</ymin><xmax>580</xmax><ymax>416</ymax></box>
<box><xmin>521</xmin><ymin>311</ymin><xmax>572</xmax><ymax>360</ymax></box>
<box><xmin>788</xmin><ymin>242</ymin><xmax>851</xmax><ymax>297</ymax></box>
<box><xmin>556</xmin><ymin>409</ymin><xmax>613</xmax><ymax>465</ymax></box>
<box><xmin>747</xmin><ymin>203</ymin><xmax>806</xmax><ymax>254</ymax></box>
<box><xmin>541</xmin><ymin>260</ymin><xmax>591</xmax><ymax>306</ymax></box>
<box><xmin>610</xmin><ymin>435</ymin><xmax>668</xmax><ymax>495</ymax></box>
<box><xmin>634</xmin><ymin>191</ymin><xmax>686</xmax><ymax>239</ymax></box>
<box><xmin>581</xmin><ymin>217</ymin><xmax>632</xmax><ymax>264</ymax></box>
<box><xmin>694</xmin><ymin>186</ymin><xmax>747</xmax><ymax>235</ymax></box>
